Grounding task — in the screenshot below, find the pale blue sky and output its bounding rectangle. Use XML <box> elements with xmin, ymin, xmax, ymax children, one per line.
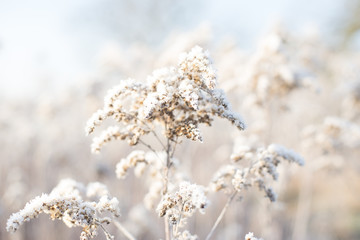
<box><xmin>0</xmin><ymin>0</ymin><xmax>344</xmax><ymax>98</ymax></box>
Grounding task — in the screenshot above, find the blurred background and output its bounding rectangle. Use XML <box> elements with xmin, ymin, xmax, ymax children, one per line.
<box><xmin>1</xmin><ymin>0</ymin><xmax>360</xmax><ymax>240</ymax></box>
<box><xmin>0</xmin><ymin>0</ymin><xmax>350</xmax><ymax>99</ymax></box>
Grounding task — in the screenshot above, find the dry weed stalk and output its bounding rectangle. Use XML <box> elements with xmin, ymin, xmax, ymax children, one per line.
<box><xmin>85</xmin><ymin>45</ymin><xmax>246</xmax><ymax>240</ymax></box>
<box><xmin>7</xmin><ymin>46</ymin><xmax>304</xmax><ymax>240</ymax></box>
<box><xmin>7</xmin><ymin>179</ymin><xmax>120</xmax><ymax>240</ymax></box>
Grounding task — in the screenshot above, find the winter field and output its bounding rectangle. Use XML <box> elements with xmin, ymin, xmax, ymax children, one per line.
<box><xmin>1</xmin><ymin>1</ymin><xmax>360</xmax><ymax>240</ymax></box>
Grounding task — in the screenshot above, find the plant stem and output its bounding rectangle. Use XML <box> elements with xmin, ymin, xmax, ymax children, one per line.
<box><xmin>139</xmin><ymin>139</ymin><xmax>157</xmax><ymax>153</ymax></box>
<box><xmin>164</xmin><ymin>217</ymin><xmax>171</xmax><ymax>240</ymax></box>
<box><xmin>136</xmin><ymin>117</ymin><xmax>165</xmax><ymax>149</ymax></box>
<box><xmin>113</xmin><ymin>220</ymin><xmax>137</xmax><ymax>240</ymax></box>
<box><xmin>99</xmin><ymin>224</ymin><xmax>114</xmax><ymax>240</ymax></box>
<box><xmin>162</xmin><ymin>122</ymin><xmax>172</xmax><ymax>195</ymax></box>
<box><xmin>205</xmin><ymin>191</ymin><xmax>237</xmax><ymax>240</ymax></box>
<box><xmin>173</xmin><ymin>203</ymin><xmax>185</xmax><ymax>238</ymax></box>
<box><xmin>162</xmin><ymin>120</ymin><xmax>172</xmax><ymax>240</ymax></box>
<box><xmin>170</xmin><ymin>137</ymin><xmax>179</xmax><ymax>158</ymax></box>
<box><xmin>292</xmin><ymin>169</ymin><xmax>312</xmax><ymax>240</ymax></box>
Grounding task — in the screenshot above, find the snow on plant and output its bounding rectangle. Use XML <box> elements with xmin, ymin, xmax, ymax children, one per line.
<box><xmin>157</xmin><ymin>181</ymin><xmax>208</xmax><ymax>239</ymax></box>
<box><xmin>205</xmin><ymin>144</ymin><xmax>304</xmax><ymax>240</ymax></box>
<box><xmin>302</xmin><ymin>116</ymin><xmax>360</xmax><ymax>151</ymax></box>
<box><xmin>7</xmin><ymin>46</ymin><xmax>303</xmax><ymax>240</ymax></box>
<box><xmin>211</xmin><ymin>144</ymin><xmax>304</xmax><ymax>201</ymax></box>
<box><xmin>85</xmin><ymin>45</ymin><xmax>245</xmax><ymax>150</ymax></box>
<box><xmin>7</xmin><ymin>179</ymin><xmax>120</xmax><ymax>240</ymax></box>
<box><xmin>243</xmin><ymin>28</ymin><xmax>314</xmax><ymax>105</ymax></box>
<box><xmin>245</xmin><ymin>232</ymin><xmax>264</xmax><ymax>240</ymax></box>
<box><xmin>85</xmin><ymin>45</ymin><xmax>248</xmax><ymax>240</ymax></box>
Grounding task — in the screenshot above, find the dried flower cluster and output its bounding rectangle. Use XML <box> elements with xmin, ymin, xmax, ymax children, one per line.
<box><xmin>5</xmin><ymin>44</ymin><xmax>307</xmax><ymax>240</ymax></box>
<box><xmin>177</xmin><ymin>230</ymin><xmax>198</xmax><ymax>240</ymax></box>
<box><xmin>157</xmin><ymin>181</ymin><xmax>208</xmax><ymax>220</ymax></box>
<box><xmin>116</xmin><ymin>150</ymin><xmax>148</xmax><ymax>179</ymax></box>
<box><xmin>302</xmin><ymin>116</ymin><xmax>360</xmax><ymax>151</ymax></box>
<box><xmin>245</xmin><ymin>232</ymin><xmax>263</xmax><ymax>240</ymax></box>
<box><xmin>157</xmin><ymin>181</ymin><xmax>208</xmax><ymax>239</ymax></box>
<box><xmin>6</xmin><ymin>179</ymin><xmax>120</xmax><ymax>240</ymax></box>
<box><xmin>211</xmin><ymin>144</ymin><xmax>304</xmax><ymax>201</ymax></box>
<box><xmin>243</xmin><ymin>29</ymin><xmax>313</xmax><ymax>104</ymax></box>
<box><xmin>86</xmin><ymin>46</ymin><xmax>245</xmax><ymax>153</ymax></box>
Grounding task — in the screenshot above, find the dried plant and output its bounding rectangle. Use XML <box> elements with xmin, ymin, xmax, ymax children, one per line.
<box><xmin>211</xmin><ymin>144</ymin><xmax>304</xmax><ymax>201</ymax></box>
<box><xmin>85</xmin><ymin>45</ymin><xmax>248</xmax><ymax>240</ymax></box>
<box><xmin>86</xmin><ymin>46</ymin><xmax>245</xmax><ymax>148</ymax></box>
<box><xmin>7</xmin><ymin>179</ymin><xmax>120</xmax><ymax>240</ymax></box>
<box><xmin>6</xmin><ymin>45</ymin><xmax>305</xmax><ymax>240</ymax></box>
<box><xmin>245</xmin><ymin>232</ymin><xmax>264</xmax><ymax>240</ymax></box>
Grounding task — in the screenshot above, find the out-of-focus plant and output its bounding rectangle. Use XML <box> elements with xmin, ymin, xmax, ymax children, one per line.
<box><xmin>338</xmin><ymin>0</ymin><xmax>360</xmax><ymax>47</ymax></box>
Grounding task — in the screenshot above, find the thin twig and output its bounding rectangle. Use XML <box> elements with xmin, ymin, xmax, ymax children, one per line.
<box><xmin>162</xmin><ymin>120</ymin><xmax>171</xmax><ymax>240</ymax></box>
<box><xmin>292</xmin><ymin>169</ymin><xmax>312</xmax><ymax>240</ymax></box>
<box><xmin>99</xmin><ymin>224</ymin><xmax>114</xmax><ymax>240</ymax></box>
<box><xmin>166</xmin><ymin>136</ymin><xmax>171</xmax><ymax>168</ymax></box>
<box><xmin>150</xmin><ymin>128</ymin><xmax>166</xmax><ymax>149</ymax></box>
<box><xmin>164</xmin><ymin>217</ymin><xmax>171</xmax><ymax>240</ymax></box>
<box><xmin>113</xmin><ymin>220</ymin><xmax>137</xmax><ymax>240</ymax></box>
<box><xmin>140</xmin><ymin>136</ymin><xmax>170</xmax><ymax>239</ymax></box>
<box><xmin>136</xmin><ymin>117</ymin><xmax>166</xmax><ymax>149</ymax></box>
<box><xmin>205</xmin><ymin>191</ymin><xmax>237</xmax><ymax>240</ymax></box>
<box><xmin>170</xmin><ymin>137</ymin><xmax>179</xmax><ymax>159</ymax></box>
<box><xmin>162</xmin><ymin>120</ymin><xmax>172</xmax><ymax>195</ymax></box>
<box><xmin>139</xmin><ymin>139</ymin><xmax>157</xmax><ymax>153</ymax></box>
<box><xmin>162</xmin><ymin>134</ymin><xmax>172</xmax><ymax>196</ymax></box>
<box><xmin>172</xmin><ymin>202</ymin><xmax>185</xmax><ymax>237</ymax></box>
<box><xmin>138</xmin><ymin>139</ymin><xmax>169</xmax><ymax>169</ymax></box>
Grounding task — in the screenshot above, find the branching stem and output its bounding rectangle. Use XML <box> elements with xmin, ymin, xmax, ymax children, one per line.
<box><xmin>139</xmin><ymin>139</ymin><xmax>157</xmax><ymax>153</ymax></box>
<box><xmin>205</xmin><ymin>191</ymin><xmax>237</xmax><ymax>240</ymax></box>
<box><xmin>99</xmin><ymin>223</ymin><xmax>115</xmax><ymax>240</ymax></box>
<box><xmin>163</xmin><ymin>120</ymin><xmax>172</xmax><ymax>240</ymax></box>
<box><xmin>113</xmin><ymin>220</ymin><xmax>137</xmax><ymax>240</ymax></box>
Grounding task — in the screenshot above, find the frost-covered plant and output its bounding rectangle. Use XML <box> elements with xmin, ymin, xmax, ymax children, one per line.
<box><xmin>157</xmin><ymin>181</ymin><xmax>208</xmax><ymax>239</ymax></box>
<box><xmin>232</xmin><ymin>28</ymin><xmax>317</xmax><ymax>148</ymax></box>
<box><xmin>205</xmin><ymin>144</ymin><xmax>304</xmax><ymax>240</ymax></box>
<box><xmin>302</xmin><ymin>116</ymin><xmax>360</xmax><ymax>152</ymax></box>
<box><xmin>6</xmin><ymin>46</ymin><xmax>303</xmax><ymax>240</ymax></box>
<box><xmin>7</xmin><ymin>179</ymin><xmax>120</xmax><ymax>240</ymax></box>
<box><xmin>211</xmin><ymin>144</ymin><xmax>304</xmax><ymax>201</ymax></box>
<box><xmin>85</xmin><ymin>45</ymin><xmax>246</xmax><ymax>240</ymax></box>
<box><xmin>245</xmin><ymin>232</ymin><xmax>264</xmax><ymax>240</ymax></box>
<box><xmin>243</xmin><ymin>28</ymin><xmax>314</xmax><ymax>105</ymax></box>
<box><xmin>86</xmin><ymin>45</ymin><xmax>245</xmax><ymax>150</ymax></box>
